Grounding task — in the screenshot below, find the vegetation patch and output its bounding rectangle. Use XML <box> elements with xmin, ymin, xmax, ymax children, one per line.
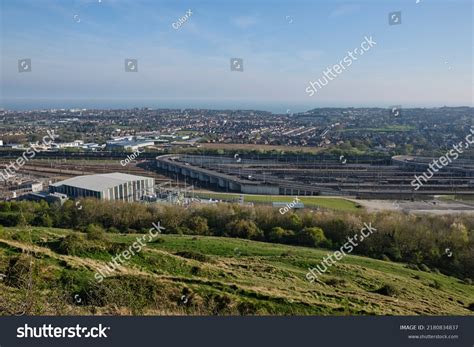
<box><xmin>174</xmin><ymin>251</ymin><xmax>211</xmax><ymax>263</ymax></box>
<box><xmin>372</xmin><ymin>284</ymin><xmax>399</xmax><ymax>297</ymax></box>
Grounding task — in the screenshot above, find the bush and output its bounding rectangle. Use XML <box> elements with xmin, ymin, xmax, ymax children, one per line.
<box><xmin>0</xmin><ymin>212</ymin><xmax>21</xmax><ymax>227</ymax></box>
<box><xmin>237</xmin><ymin>301</ymin><xmax>259</xmax><ymax>315</ymax></box>
<box><xmin>295</xmin><ymin>227</ymin><xmax>327</xmax><ymax>247</ymax></box>
<box><xmin>11</xmin><ymin>230</ymin><xmax>31</xmax><ymax>242</ymax></box>
<box><xmin>186</xmin><ymin>216</ymin><xmax>210</xmax><ymax>235</ymax></box>
<box><xmin>207</xmin><ymin>294</ymin><xmax>232</xmax><ymax>315</ymax></box>
<box><xmin>149</xmin><ymin>237</ymin><xmax>165</xmax><ymax>244</ymax></box>
<box><xmin>419</xmin><ymin>263</ymin><xmax>431</xmax><ymax>272</ymax></box>
<box><xmin>85</xmin><ymin>224</ymin><xmax>106</xmax><ymax>241</ymax></box>
<box><xmin>428</xmin><ymin>280</ymin><xmax>442</xmax><ymax>289</ymax></box>
<box><xmin>267</xmin><ymin>227</ymin><xmax>294</xmax><ymax>244</ymax></box>
<box><xmin>324</xmin><ymin>277</ymin><xmax>347</xmax><ymax>286</ymax></box>
<box><xmin>373</xmin><ymin>284</ymin><xmax>399</xmax><ymax>297</ymax></box>
<box><xmin>82</xmin><ymin>276</ymin><xmax>161</xmax><ymax>314</ymax></box>
<box><xmin>107</xmin><ymin>242</ymin><xmax>130</xmax><ymax>254</ymax></box>
<box><xmin>175</xmin><ymin>251</ymin><xmax>210</xmax><ymax>262</ymax></box>
<box><xmin>32</xmin><ymin>214</ymin><xmax>53</xmax><ymax>227</ymax></box>
<box><xmin>405</xmin><ymin>263</ymin><xmax>420</xmax><ymax>271</ymax></box>
<box><xmin>226</xmin><ymin>220</ymin><xmax>263</xmax><ymax>240</ymax></box>
<box><xmin>57</xmin><ymin>234</ymin><xmax>85</xmax><ymax>255</ymax></box>
<box><xmin>5</xmin><ymin>255</ymin><xmax>36</xmax><ymax>288</ymax></box>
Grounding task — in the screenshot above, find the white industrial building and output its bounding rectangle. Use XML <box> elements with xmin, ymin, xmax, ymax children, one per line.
<box><xmin>106</xmin><ymin>138</ymin><xmax>155</xmax><ymax>151</ymax></box>
<box><xmin>49</xmin><ymin>173</ymin><xmax>155</xmax><ymax>201</ymax></box>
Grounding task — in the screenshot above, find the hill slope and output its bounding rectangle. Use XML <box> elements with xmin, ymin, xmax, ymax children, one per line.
<box><xmin>0</xmin><ymin>226</ymin><xmax>472</xmax><ymax>315</ymax></box>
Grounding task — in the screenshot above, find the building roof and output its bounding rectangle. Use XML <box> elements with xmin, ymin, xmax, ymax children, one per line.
<box><xmin>107</xmin><ymin>140</ymin><xmax>154</xmax><ymax>147</ymax></box>
<box><xmin>50</xmin><ymin>173</ymin><xmax>153</xmax><ymax>192</ymax></box>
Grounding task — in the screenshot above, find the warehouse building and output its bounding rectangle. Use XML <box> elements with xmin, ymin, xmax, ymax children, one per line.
<box><xmin>49</xmin><ymin>173</ymin><xmax>155</xmax><ymax>202</ymax></box>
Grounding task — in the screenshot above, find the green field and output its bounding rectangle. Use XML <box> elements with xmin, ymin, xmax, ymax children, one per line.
<box><xmin>438</xmin><ymin>195</ymin><xmax>474</xmax><ymax>203</ymax></box>
<box><xmin>0</xmin><ymin>226</ymin><xmax>472</xmax><ymax>316</ymax></box>
<box><xmin>193</xmin><ymin>192</ymin><xmax>360</xmax><ymax>212</ymax></box>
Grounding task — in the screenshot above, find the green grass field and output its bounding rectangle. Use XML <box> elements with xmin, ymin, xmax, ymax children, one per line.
<box><xmin>0</xmin><ymin>226</ymin><xmax>472</xmax><ymax>316</ymax></box>
<box><xmin>192</xmin><ymin>192</ymin><xmax>360</xmax><ymax>212</ymax></box>
<box><xmin>438</xmin><ymin>195</ymin><xmax>474</xmax><ymax>203</ymax></box>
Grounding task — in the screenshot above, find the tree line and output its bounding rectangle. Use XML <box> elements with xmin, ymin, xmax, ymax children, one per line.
<box><xmin>0</xmin><ymin>199</ymin><xmax>472</xmax><ymax>281</ymax></box>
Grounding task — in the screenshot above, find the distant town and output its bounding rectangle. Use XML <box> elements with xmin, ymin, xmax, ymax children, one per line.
<box><xmin>0</xmin><ymin>107</ymin><xmax>472</xmax><ymax>214</ymax></box>
<box><xmin>1</xmin><ymin>107</ymin><xmax>472</xmax><ymax>156</ymax></box>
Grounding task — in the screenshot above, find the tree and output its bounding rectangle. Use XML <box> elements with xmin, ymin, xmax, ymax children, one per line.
<box><xmin>186</xmin><ymin>216</ymin><xmax>210</xmax><ymax>235</ymax></box>
<box><xmin>296</xmin><ymin>227</ymin><xmax>327</xmax><ymax>247</ymax></box>
<box><xmin>266</xmin><ymin>227</ymin><xmax>295</xmax><ymax>244</ymax></box>
<box><xmin>226</xmin><ymin>220</ymin><xmax>263</xmax><ymax>240</ymax></box>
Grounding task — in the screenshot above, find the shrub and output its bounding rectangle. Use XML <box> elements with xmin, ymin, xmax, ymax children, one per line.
<box><xmin>419</xmin><ymin>263</ymin><xmax>431</xmax><ymax>272</ymax></box>
<box><xmin>324</xmin><ymin>277</ymin><xmax>347</xmax><ymax>286</ymax></box>
<box><xmin>57</xmin><ymin>234</ymin><xmax>85</xmax><ymax>255</ymax></box>
<box><xmin>85</xmin><ymin>224</ymin><xmax>106</xmax><ymax>241</ymax></box>
<box><xmin>428</xmin><ymin>280</ymin><xmax>442</xmax><ymax>289</ymax></box>
<box><xmin>320</xmin><ymin>219</ymin><xmax>349</xmax><ymax>247</ymax></box>
<box><xmin>267</xmin><ymin>227</ymin><xmax>294</xmax><ymax>244</ymax></box>
<box><xmin>107</xmin><ymin>242</ymin><xmax>130</xmax><ymax>254</ymax></box>
<box><xmin>11</xmin><ymin>230</ymin><xmax>31</xmax><ymax>242</ymax></box>
<box><xmin>237</xmin><ymin>301</ymin><xmax>259</xmax><ymax>315</ymax></box>
<box><xmin>226</xmin><ymin>220</ymin><xmax>263</xmax><ymax>240</ymax></box>
<box><xmin>149</xmin><ymin>237</ymin><xmax>165</xmax><ymax>244</ymax></box>
<box><xmin>0</xmin><ymin>202</ymin><xmax>11</xmax><ymax>212</ymax></box>
<box><xmin>405</xmin><ymin>263</ymin><xmax>420</xmax><ymax>271</ymax></box>
<box><xmin>295</xmin><ymin>227</ymin><xmax>327</xmax><ymax>247</ymax></box>
<box><xmin>207</xmin><ymin>294</ymin><xmax>232</xmax><ymax>315</ymax></box>
<box><xmin>186</xmin><ymin>216</ymin><xmax>210</xmax><ymax>235</ymax></box>
<box><xmin>175</xmin><ymin>251</ymin><xmax>210</xmax><ymax>262</ymax></box>
<box><xmin>83</xmin><ymin>276</ymin><xmax>161</xmax><ymax>314</ymax></box>
<box><xmin>0</xmin><ymin>212</ymin><xmax>21</xmax><ymax>227</ymax></box>
<box><xmin>32</xmin><ymin>213</ymin><xmax>53</xmax><ymax>227</ymax></box>
<box><xmin>373</xmin><ymin>284</ymin><xmax>399</xmax><ymax>297</ymax></box>
<box><xmin>5</xmin><ymin>254</ymin><xmax>36</xmax><ymax>288</ymax></box>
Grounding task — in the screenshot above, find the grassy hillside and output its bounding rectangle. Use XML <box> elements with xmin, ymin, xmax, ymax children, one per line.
<box><xmin>0</xmin><ymin>226</ymin><xmax>473</xmax><ymax>316</ymax></box>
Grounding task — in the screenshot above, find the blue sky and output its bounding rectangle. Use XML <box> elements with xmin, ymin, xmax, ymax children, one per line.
<box><xmin>0</xmin><ymin>0</ymin><xmax>472</xmax><ymax>111</ymax></box>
